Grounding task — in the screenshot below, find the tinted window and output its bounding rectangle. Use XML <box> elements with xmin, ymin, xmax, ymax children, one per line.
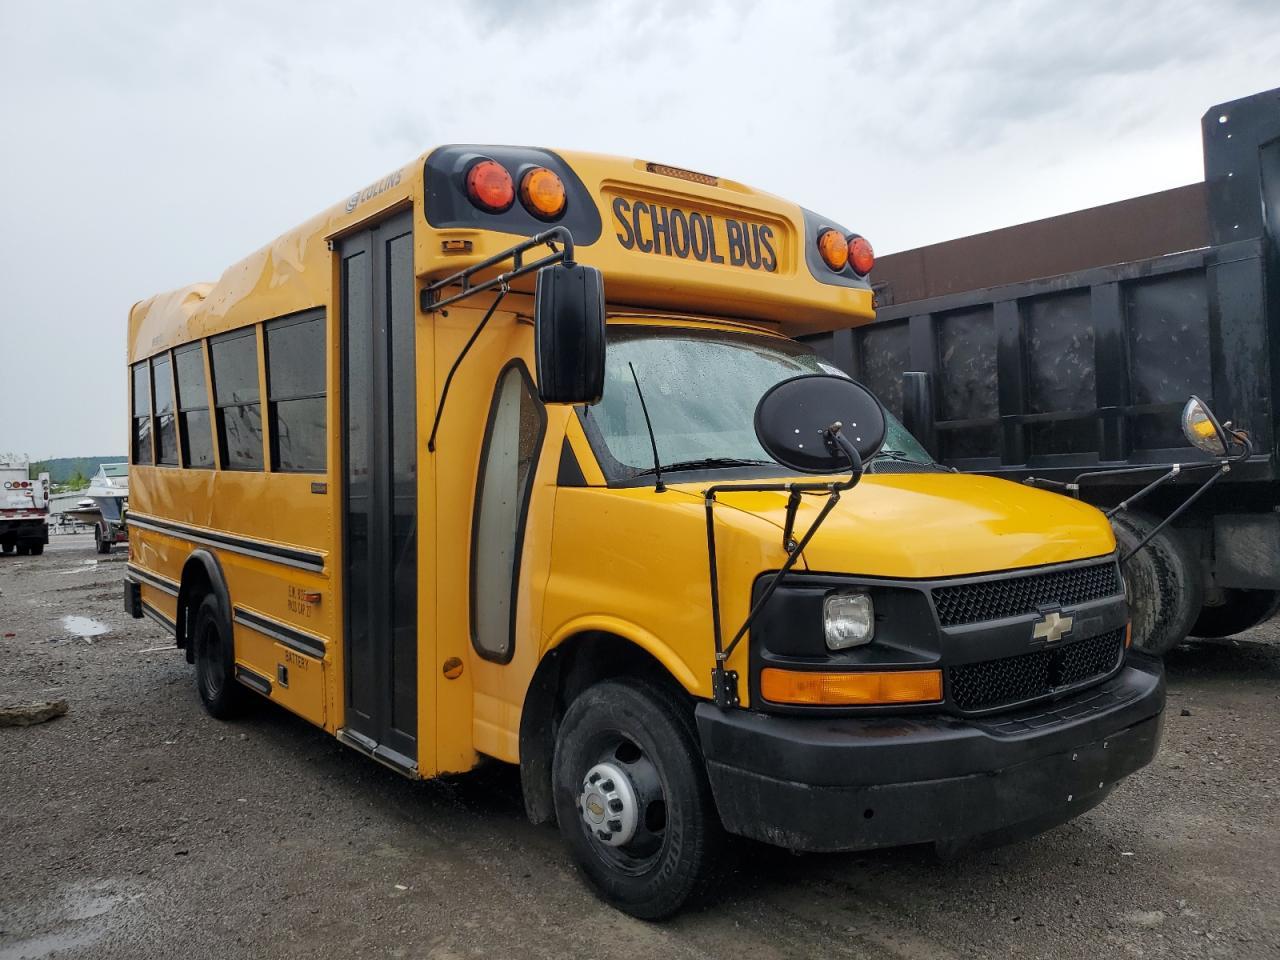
<box><xmin>211</xmin><ymin>330</ymin><xmax>260</xmax><ymax>404</ymax></box>
<box><xmin>152</xmin><ymin>354</ymin><xmax>178</xmax><ymax>465</ymax></box>
<box><xmin>210</xmin><ymin>329</ymin><xmax>263</xmax><ymax>470</ymax></box>
<box><xmin>471</xmin><ymin>364</ymin><xmax>545</xmax><ymax>662</ymax></box>
<box><xmin>175</xmin><ymin>342</ymin><xmax>214</xmax><ymax>468</ymax></box>
<box><xmin>131</xmin><ymin>362</ymin><xmax>152</xmax><ymax>465</ymax></box>
<box><xmin>266</xmin><ymin>310</ymin><xmax>326</xmax><ymax>472</ymax></box>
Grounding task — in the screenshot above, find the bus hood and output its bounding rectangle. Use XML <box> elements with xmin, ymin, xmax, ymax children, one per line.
<box><xmin>676</xmin><ymin>473</ymin><xmax>1115</xmax><ymax>580</ymax></box>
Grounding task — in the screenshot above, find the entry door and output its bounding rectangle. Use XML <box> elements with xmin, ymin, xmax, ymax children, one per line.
<box><xmin>340</xmin><ymin>210</ymin><xmax>418</xmax><ymax>766</ymax></box>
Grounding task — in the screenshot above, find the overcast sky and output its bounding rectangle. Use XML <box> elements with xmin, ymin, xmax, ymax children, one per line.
<box><xmin>1</xmin><ymin>0</ymin><xmax>1277</xmax><ymax>458</ymax></box>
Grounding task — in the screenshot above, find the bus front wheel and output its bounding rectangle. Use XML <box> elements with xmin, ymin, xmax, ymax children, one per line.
<box><xmin>552</xmin><ymin>678</ymin><xmax>723</xmax><ymax>919</ymax></box>
<box><xmin>193</xmin><ymin>594</ymin><xmax>245</xmax><ymax>720</ymax></box>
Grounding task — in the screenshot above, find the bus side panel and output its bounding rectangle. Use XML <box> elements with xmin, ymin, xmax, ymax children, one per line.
<box><xmin>129</xmin><ymin>467</ymin><xmax>334</xmax><ymax>730</ymax></box>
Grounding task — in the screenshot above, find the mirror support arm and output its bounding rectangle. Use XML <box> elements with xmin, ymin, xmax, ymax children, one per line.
<box><xmin>704</xmin><ymin>425</ymin><xmax>863</xmax><ymax>708</ymax></box>
<box><xmin>420</xmin><ymin>226</ymin><xmax>575</xmax><ymax>313</ymax></box>
<box><xmin>1120</xmin><ymin>464</ymin><xmax>1229</xmax><ymax>565</ymax></box>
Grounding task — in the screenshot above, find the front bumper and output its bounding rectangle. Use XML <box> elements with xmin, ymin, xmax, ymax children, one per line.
<box><xmin>695</xmin><ymin>654</ymin><xmax>1164</xmax><ymax>852</ymax></box>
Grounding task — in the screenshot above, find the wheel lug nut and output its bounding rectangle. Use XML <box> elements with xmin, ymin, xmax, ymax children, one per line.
<box><xmin>608</xmin><ymin>798</ymin><xmax>624</xmax><ymax>812</ymax></box>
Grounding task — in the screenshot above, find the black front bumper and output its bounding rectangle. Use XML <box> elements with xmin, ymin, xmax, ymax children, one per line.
<box><xmin>695</xmin><ymin>655</ymin><xmax>1165</xmax><ymax>853</ymax></box>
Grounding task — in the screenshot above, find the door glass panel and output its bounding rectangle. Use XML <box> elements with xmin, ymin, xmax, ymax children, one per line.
<box><xmin>387</xmin><ymin>229</ymin><xmax>418</xmax><ymax>735</ymax></box>
<box><xmin>343</xmin><ymin>249</ymin><xmax>375</xmax><ymax>725</ymax></box>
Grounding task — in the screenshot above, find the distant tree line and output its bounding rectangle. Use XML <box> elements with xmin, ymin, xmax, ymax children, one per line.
<box><xmin>27</xmin><ymin>456</ymin><xmax>126</xmax><ymax>489</ymax></box>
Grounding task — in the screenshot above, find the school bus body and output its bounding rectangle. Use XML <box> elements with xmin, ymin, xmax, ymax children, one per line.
<box><xmin>125</xmin><ymin>146</ymin><xmax>1162</xmax><ymax>916</ymax></box>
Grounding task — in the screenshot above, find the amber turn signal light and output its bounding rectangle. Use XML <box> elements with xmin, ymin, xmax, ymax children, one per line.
<box><xmin>817</xmin><ymin>228</ymin><xmax>848</xmax><ymax>271</ymax></box>
<box><xmin>519</xmin><ymin>166</ymin><xmax>566</xmax><ymax>220</ymax></box>
<box><xmin>760</xmin><ymin>668</ymin><xmax>943</xmax><ymax>706</ymax></box>
<box><xmin>848</xmin><ymin>235</ymin><xmax>874</xmax><ymax>275</ymax></box>
<box><xmin>465</xmin><ymin>159</ymin><xmax>514</xmax><ymax>213</ymax></box>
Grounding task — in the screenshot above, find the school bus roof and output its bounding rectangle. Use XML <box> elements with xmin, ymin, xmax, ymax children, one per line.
<box><xmin>129</xmin><ymin>146</ymin><xmax>874</xmax><ymax>361</ymax></box>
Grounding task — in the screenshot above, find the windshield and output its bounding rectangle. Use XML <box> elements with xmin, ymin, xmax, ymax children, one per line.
<box><xmin>583</xmin><ymin>325</ymin><xmax>932</xmax><ymax>478</ymax></box>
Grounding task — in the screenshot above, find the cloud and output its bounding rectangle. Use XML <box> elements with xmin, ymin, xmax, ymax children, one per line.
<box><xmin>0</xmin><ymin>0</ymin><xmax>1277</xmax><ymax>454</ymax></box>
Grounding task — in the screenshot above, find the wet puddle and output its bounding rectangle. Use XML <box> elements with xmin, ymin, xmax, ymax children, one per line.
<box><xmin>60</xmin><ymin>616</ymin><xmax>109</xmax><ymax>639</ymax></box>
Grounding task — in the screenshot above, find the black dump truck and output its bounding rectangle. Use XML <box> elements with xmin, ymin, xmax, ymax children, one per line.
<box><xmin>806</xmin><ymin>87</ymin><xmax>1280</xmax><ymax>655</ymax></box>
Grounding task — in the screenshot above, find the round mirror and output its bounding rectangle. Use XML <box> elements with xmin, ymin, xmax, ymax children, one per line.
<box><xmin>754</xmin><ymin>375</ymin><xmax>887</xmax><ymax>474</ymax></box>
<box><xmin>1181</xmin><ymin>395</ymin><xmax>1228</xmax><ymax>456</ymax></box>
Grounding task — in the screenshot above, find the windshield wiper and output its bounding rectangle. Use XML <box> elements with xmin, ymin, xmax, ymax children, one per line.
<box><xmin>633</xmin><ymin>457</ymin><xmax>770</xmax><ymax>478</ymax></box>
<box><xmin>870</xmin><ymin>450</ymin><xmax>928</xmax><ymax>464</ymax></box>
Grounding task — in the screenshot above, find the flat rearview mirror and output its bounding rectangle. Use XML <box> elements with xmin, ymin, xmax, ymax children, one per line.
<box><xmin>1181</xmin><ymin>395</ymin><xmax>1228</xmax><ymax>456</ymax></box>
<box><xmin>755</xmin><ymin>375</ymin><xmax>887</xmax><ymax>473</ymax></box>
<box><xmin>534</xmin><ymin>262</ymin><xmax>606</xmax><ymax>405</ymax></box>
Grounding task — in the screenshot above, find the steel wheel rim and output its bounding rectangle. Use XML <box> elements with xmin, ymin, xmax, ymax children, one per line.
<box><xmin>576</xmin><ymin>730</ymin><xmax>669</xmax><ymax>875</ymax></box>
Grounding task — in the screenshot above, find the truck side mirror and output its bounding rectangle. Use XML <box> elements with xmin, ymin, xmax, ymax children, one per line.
<box><xmin>534</xmin><ymin>262</ymin><xmax>606</xmax><ymax>405</ymax></box>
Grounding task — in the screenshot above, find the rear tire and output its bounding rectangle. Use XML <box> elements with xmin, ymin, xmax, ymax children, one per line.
<box><xmin>1111</xmin><ymin>511</ymin><xmax>1202</xmax><ymax>656</ymax></box>
<box><xmin>27</xmin><ymin>542</ymin><xmax>43</xmax><ymax>556</ymax></box>
<box><xmin>1</xmin><ymin>542</ymin><xmax>13</xmax><ymax>555</ymax></box>
<box><xmin>16</xmin><ymin>544</ymin><xmax>29</xmax><ymax>556</ymax></box>
<box><xmin>1191</xmin><ymin>588</ymin><xmax>1280</xmax><ymax>638</ymax></box>
<box><xmin>552</xmin><ymin>678</ymin><xmax>724</xmax><ymax>919</ymax></box>
<box><xmin>192</xmin><ymin>594</ymin><xmax>245</xmax><ymax>720</ymax></box>
<box><xmin>95</xmin><ymin>525</ymin><xmax>111</xmax><ymax>554</ymax></box>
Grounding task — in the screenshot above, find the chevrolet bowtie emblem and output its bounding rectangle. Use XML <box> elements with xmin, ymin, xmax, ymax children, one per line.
<box><xmin>1032</xmin><ymin>611</ymin><xmax>1074</xmax><ymax>644</ymax></box>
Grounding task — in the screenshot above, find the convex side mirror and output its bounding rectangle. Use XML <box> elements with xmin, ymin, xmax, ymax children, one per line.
<box><xmin>1181</xmin><ymin>395</ymin><xmax>1232</xmax><ymax>457</ymax></box>
<box><xmin>754</xmin><ymin>374</ymin><xmax>887</xmax><ymax>473</ymax></box>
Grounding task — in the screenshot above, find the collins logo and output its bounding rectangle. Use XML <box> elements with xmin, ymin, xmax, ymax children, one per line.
<box><xmin>345</xmin><ymin>170</ymin><xmax>403</xmax><ymax>213</ymax></box>
<box><xmin>1032</xmin><ymin>610</ymin><xmax>1074</xmax><ymax>645</ymax></box>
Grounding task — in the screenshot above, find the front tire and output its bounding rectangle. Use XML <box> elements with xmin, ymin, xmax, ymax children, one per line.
<box><xmin>192</xmin><ymin>594</ymin><xmax>244</xmax><ymax>720</ymax></box>
<box><xmin>552</xmin><ymin>679</ymin><xmax>723</xmax><ymax>919</ymax></box>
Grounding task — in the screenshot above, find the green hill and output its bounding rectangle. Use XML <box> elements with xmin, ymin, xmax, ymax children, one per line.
<box><xmin>29</xmin><ymin>456</ymin><xmax>128</xmax><ymax>489</ymax></box>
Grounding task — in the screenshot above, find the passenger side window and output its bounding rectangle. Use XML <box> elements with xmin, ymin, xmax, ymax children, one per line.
<box><xmin>471</xmin><ymin>363</ymin><xmax>546</xmax><ymax>662</ymax></box>
<box><xmin>265</xmin><ymin>310</ymin><xmax>326</xmax><ymax>473</ymax></box>
<box><xmin>131</xmin><ymin>361</ymin><xmax>152</xmax><ymax>465</ymax></box>
<box><xmin>210</xmin><ymin>329</ymin><xmax>264</xmax><ymax>470</ymax></box>
<box><xmin>151</xmin><ymin>353</ymin><xmax>178</xmax><ymax>466</ymax></box>
<box><xmin>175</xmin><ymin>342</ymin><xmax>215</xmax><ymax>468</ymax></box>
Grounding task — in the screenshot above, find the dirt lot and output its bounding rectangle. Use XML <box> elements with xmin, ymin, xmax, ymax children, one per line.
<box><xmin>1</xmin><ymin>533</ymin><xmax>1278</xmax><ymax>959</ymax></box>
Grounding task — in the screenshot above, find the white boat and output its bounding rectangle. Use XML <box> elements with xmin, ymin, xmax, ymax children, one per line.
<box><xmin>64</xmin><ymin>497</ymin><xmax>100</xmax><ymax>524</ymax></box>
<box><xmin>84</xmin><ymin>463</ymin><xmax>129</xmax><ymax>525</ymax></box>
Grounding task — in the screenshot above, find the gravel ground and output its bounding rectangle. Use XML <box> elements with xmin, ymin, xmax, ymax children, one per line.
<box><xmin>1</xmin><ymin>533</ymin><xmax>1278</xmax><ymax>959</ymax></box>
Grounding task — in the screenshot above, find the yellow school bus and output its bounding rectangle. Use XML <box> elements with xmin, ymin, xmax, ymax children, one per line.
<box><xmin>125</xmin><ymin>147</ymin><xmax>1164</xmax><ymax>917</ymax></box>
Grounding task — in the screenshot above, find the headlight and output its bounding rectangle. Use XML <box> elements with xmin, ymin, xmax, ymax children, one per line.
<box><xmin>824</xmin><ymin>591</ymin><xmax>874</xmax><ymax>650</ymax></box>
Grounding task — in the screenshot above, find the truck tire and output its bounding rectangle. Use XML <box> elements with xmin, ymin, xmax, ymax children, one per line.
<box><xmin>552</xmin><ymin>678</ymin><xmax>724</xmax><ymax>919</ymax></box>
<box><xmin>95</xmin><ymin>525</ymin><xmax>111</xmax><ymax>555</ymax></box>
<box><xmin>16</xmin><ymin>544</ymin><xmax>29</xmax><ymax>556</ymax></box>
<box><xmin>1</xmin><ymin>542</ymin><xmax>12</xmax><ymax>555</ymax></box>
<box><xmin>192</xmin><ymin>594</ymin><xmax>245</xmax><ymax>720</ymax></box>
<box><xmin>27</xmin><ymin>542</ymin><xmax>43</xmax><ymax>556</ymax></box>
<box><xmin>1111</xmin><ymin>511</ymin><xmax>1203</xmax><ymax>657</ymax></box>
<box><xmin>1191</xmin><ymin>589</ymin><xmax>1280</xmax><ymax>639</ymax></box>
